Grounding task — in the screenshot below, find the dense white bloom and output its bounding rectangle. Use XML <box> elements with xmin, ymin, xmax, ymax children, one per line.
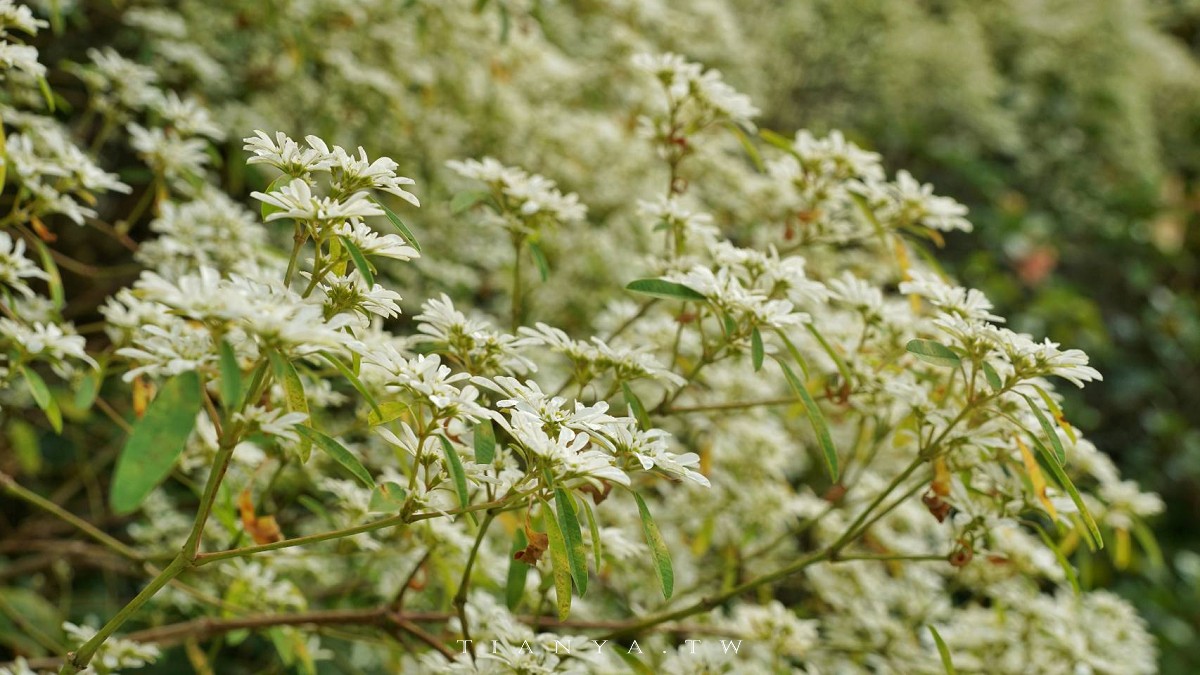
<box><xmin>0</xmin><ymin>232</ymin><xmax>48</xmax><ymax>298</ymax></box>
<box><xmin>334</xmin><ymin>220</ymin><xmax>419</xmax><ymax>261</ymax></box>
<box><xmin>252</xmin><ymin>178</ymin><xmax>383</xmax><ymax>223</ymax></box>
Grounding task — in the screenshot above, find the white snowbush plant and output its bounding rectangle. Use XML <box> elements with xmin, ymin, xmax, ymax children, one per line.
<box><xmin>0</xmin><ymin>2</ymin><xmax>1162</xmax><ymax>674</ymax></box>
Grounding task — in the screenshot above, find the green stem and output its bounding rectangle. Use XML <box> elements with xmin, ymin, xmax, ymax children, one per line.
<box><xmin>0</xmin><ymin>472</ymin><xmax>143</xmax><ymax>561</ymax></box>
<box><xmin>453</xmin><ymin>510</ymin><xmax>497</xmax><ymax>660</ymax></box>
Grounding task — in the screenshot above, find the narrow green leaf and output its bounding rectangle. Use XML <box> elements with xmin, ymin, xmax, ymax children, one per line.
<box><xmin>528</xmin><ymin>241</ymin><xmax>550</xmax><ymax>282</ymax></box>
<box><xmin>555</xmin><ymin>488</ymin><xmax>588</xmax><ymax>595</ymax></box>
<box><xmin>7</xmin><ymin>418</ymin><xmax>40</xmax><ymax>475</ymax></box>
<box><xmin>367</xmin><ymin>401</ymin><xmax>410</xmax><ymax>426</ymax></box>
<box><xmin>579</xmin><ymin>494</ymin><xmax>603</xmax><ymax>573</ymax></box>
<box><xmin>218</xmin><ymin>340</ymin><xmax>242</xmax><ymax>411</ymax></box>
<box><xmin>338</xmin><ymin>235</ymin><xmax>375</xmax><ymax>287</ymax></box>
<box><xmin>0</xmin><ymin>116</ymin><xmax>7</xmax><ymax>190</ymax></box>
<box><xmin>759</xmin><ymin>128</ymin><xmax>796</xmax><ymax>154</ymax></box>
<box><xmin>450</xmin><ymin>190</ymin><xmax>490</xmax><ymax>215</ymax></box>
<box><xmin>625</xmin><ymin>278</ymin><xmax>705</xmax><ymax>302</ymax></box>
<box><xmin>777</xmin><ymin>359</ymin><xmax>839</xmax><ymax>481</ymax></box>
<box><xmin>1022</xmin><ymin>393</ymin><xmax>1065</xmax><ymax>465</ymax></box>
<box><xmin>1032</xmin><ymin>383</ymin><xmax>1077</xmax><ymax>444</ymax></box>
<box><xmin>368</xmin><ymin>482</ymin><xmax>407</xmax><ymax>512</ymax></box>
<box><xmin>750</xmin><ymin>326</ymin><xmax>764</xmax><ymax>372</ymax></box>
<box><xmin>633</xmin><ymin>492</ymin><xmax>673</xmax><ymax>599</ymax></box>
<box><xmin>1130</xmin><ymin>517</ymin><xmax>1164</xmax><ymax>571</ymax></box>
<box><xmin>726</xmin><ymin>121</ymin><xmax>764</xmax><ymax>172</ymax></box>
<box><xmin>37</xmin><ymin>76</ymin><xmax>54</xmax><ymax>112</ymax></box>
<box><xmin>260</xmin><ymin>175</ymin><xmax>288</xmax><ymax>221</ymax></box>
<box><xmin>622</xmin><ymin>381</ymin><xmax>651</xmax><ymax>430</ymax></box>
<box><xmin>927</xmin><ymin>625</ymin><xmax>956</xmax><ymax>675</ymax></box>
<box><xmin>474</xmin><ymin>419</ymin><xmax>496</xmax><ymax>464</ymax></box>
<box><xmin>1029</xmin><ymin>521</ymin><xmax>1081</xmax><ymax>595</ymax></box>
<box><xmin>320</xmin><ymin>351</ymin><xmax>381</xmax><ymax>416</ymax></box>
<box><xmin>269</xmin><ymin>351</ymin><xmax>311</xmax><ymax>459</ymax></box>
<box><xmin>31</xmin><ymin>240</ymin><xmax>63</xmax><ymax>309</ymax></box>
<box><xmin>981</xmin><ymin>360</ymin><xmax>1002</xmax><ymax>390</ymax></box>
<box><xmin>807</xmin><ymin>323</ymin><xmax>853</xmax><ymax>386</ymax></box>
<box><xmin>110</xmin><ymin>371</ymin><xmax>202</xmax><ymax>514</ymax></box>
<box><xmin>74</xmin><ymin>365</ymin><xmax>102</xmax><ymax>411</ymax></box>
<box><xmin>369</xmin><ymin>194</ymin><xmax>421</xmax><ymax>252</ymax></box>
<box><xmin>438</xmin><ymin>435</ymin><xmax>470</xmax><ymax>509</ymax></box>
<box><xmin>721</xmin><ymin>312</ymin><xmax>738</xmax><ymax>337</ymax></box>
<box><xmin>505</xmin><ymin>527</ymin><xmax>530</xmax><ymax>610</ymax></box>
<box><xmin>544</xmin><ymin>507</ymin><xmax>573</xmax><ymax>619</ymax></box>
<box><xmin>1032</xmin><ymin>436</ymin><xmax>1103</xmax><ymax>549</ymax></box>
<box><xmin>906</xmin><ymin>338</ymin><xmax>961</xmax><ymax>367</ymax></box>
<box><xmin>295</xmin><ymin>426</ymin><xmax>375</xmax><ymax>489</ymax></box>
<box><xmin>21</xmin><ymin>367</ymin><xmax>61</xmax><ymax>434</ymax></box>
<box><xmin>773</xmin><ymin>327</ymin><xmax>811</xmax><ymax>379</ymax></box>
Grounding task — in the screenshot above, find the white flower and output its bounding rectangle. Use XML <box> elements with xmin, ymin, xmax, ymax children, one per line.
<box><xmin>325</xmin><ymin>142</ymin><xmax>420</xmax><ymax>206</ymax></box>
<box><xmin>243</xmin><ymin>130</ymin><xmax>332</xmax><ymax>177</ymax></box>
<box><xmin>0</xmin><ymin>231</ymin><xmax>48</xmax><ymax>298</ymax></box>
<box><xmin>235</xmin><ymin>406</ymin><xmax>310</xmax><ymax>443</ymax></box>
<box><xmin>252</xmin><ymin>178</ymin><xmax>383</xmax><ymax>223</ymax></box>
<box><xmin>334</xmin><ymin>220</ymin><xmax>418</xmax><ymax>261</ymax></box>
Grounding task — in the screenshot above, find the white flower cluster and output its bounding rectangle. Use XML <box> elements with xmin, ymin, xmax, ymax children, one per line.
<box><xmin>0</xmin><ymin>6</ymin><xmax>1166</xmax><ymax>675</ymax></box>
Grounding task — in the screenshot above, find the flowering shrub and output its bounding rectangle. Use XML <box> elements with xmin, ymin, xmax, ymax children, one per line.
<box><xmin>0</xmin><ymin>2</ymin><xmax>1165</xmax><ymax>674</ymax></box>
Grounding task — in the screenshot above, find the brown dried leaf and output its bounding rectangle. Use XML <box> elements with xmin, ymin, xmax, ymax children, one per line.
<box><xmin>238</xmin><ymin>488</ymin><xmax>283</xmax><ymax>545</ymax></box>
<box><xmin>514</xmin><ymin>530</ymin><xmax>549</xmax><ymax>565</ymax></box>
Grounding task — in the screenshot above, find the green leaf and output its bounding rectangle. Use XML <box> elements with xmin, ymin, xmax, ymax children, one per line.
<box><xmin>369</xmin><ymin>194</ymin><xmax>421</xmax><ymax>252</ymax></box>
<box><xmin>633</xmin><ymin>492</ymin><xmax>673</xmax><ymax>599</ymax></box>
<box><xmin>260</xmin><ymin>174</ymin><xmax>288</xmax><ymax>221</ymax></box>
<box><xmin>21</xmin><ymin>366</ymin><xmax>61</xmax><ymax>434</ymax></box>
<box><xmin>625</xmin><ymin>278</ymin><xmax>705</xmax><ymax>302</ymax></box>
<box><xmin>1032</xmin><ymin>383</ymin><xmax>1077</xmax><ymax>444</ymax></box>
<box><xmin>295</xmin><ymin>426</ymin><xmax>375</xmax><ymax>489</ymax></box>
<box><xmin>750</xmin><ymin>326</ymin><xmax>764</xmax><ymax>372</ymax></box>
<box><xmin>269</xmin><ymin>351</ymin><xmax>311</xmax><ymax>459</ymax></box>
<box><xmin>528</xmin><ymin>241</ymin><xmax>550</xmax><ymax>282</ymax></box>
<box><xmin>367</xmin><ymin>401</ymin><xmax>410</xmax><ymax>426</ymax></box>
<box><xmin>905</xmin><ymin>338</ymin><xmax>961</xmax><ymax>367</ymax></box>
<box><xmin>726</xmin><ymin>121</ymin><xmax>764</xmax><ymax>172</ymax></box>
<box><xmin>622</xmin><ymin>381</ymin><xmax>651</xmax><ymax>430</ymax></box>
<box><xmin>218</xmin><ymin>339</ymin><xmax>242</xmax><ymax>411</ymax></box>
<box><xmin>110</xmin><ymin>371</ymin><xmax>202</xmax><ymax>515</ymax></box>
<box><xmin>0</xmin><ymin>116</ymin><xmax>7</xmax><ymax>191</ymax></box>
<box><xmin>580</xmin><ymin>494</ymin><xmax>603</xmax><ymax>573</ymax></box>
<box><xmin>474</xmin><ymin>419</ymin><xmax>496</xmax><ymax>464</ymax></box>
<box><xmin>74</xmin><ymin>364</ymin><xmax>103</xmax><ymax>411</ymax></box>
<box><xmin>320</xmin><ymin>351</ymin><xmax>381</xmax><ymax>417</ymax></box>
<box><xmin>368</xmin><ymin>482</ymin><xmax>407</xmax><ymax>512</ymax></box>
<box><xmin>773</xmin><ymin>327</ymin><xmax>811</xmax><ymax>379</ymax></box>
<box><xmin>555</xmin><ymin>488</ymin><xmax>588</xmax><ymax>595</ymax></box>
<box><xmin>338</xmin><ymin>235</ymin><xmax>375</xmax><ymax>287</ymax></box>
<box><xmin>777</xmin><ymin>359</ymin><xmax>839</xmax><ymax>481</ymax></box>
<box><xmin>1032</xmin><ymin>436</ymin><xmax>1103</xmax><ymax>550</ymax></box>
<box><xmin>759</xmin><ymin>128</ymin><xmax>796</xmax><ymax>154</ymax></box>
<box><xmin>505</xmin><ymin>527</ymin><xmax>530</xmax><ymax>610</ymax></box>
<box><xmin>7</xmin><ymin>418</ymin><xmax>40</xmax><ymax>475</ymax></box>
<box><xmin>31</xmin><ymin>239</ymin><xmax>63</xmax><ymax>309</ymax></box>
<box><xmin>1021</xmin><ymin>393</ymin><xmax>1065</xmax><ymax>465</ymax></box>
<box><xmin>927</xmin><ymin>625</ymin><xmax>956</xmax><ymax>675</ymax></box>
<box><xmin>438</xmin><ymin>435</ymin><xmax>470</xmax><ymax>509</ymax></box>
<box><xmin>450</xmin><ymin>190</ymin><xmax>490</xmax><ymax>215</ymax></box>
<box><xmin>1029</xmin><ymin>521</ymin><xmax>1081</xmax><ymax>595</ymax></box>
<box><xmin>36</xmin><ymin>76</ymin><xmax>54</xmax><ymax>112</ymax></box>
<box><xmin>807</xmin><ymin>323</ymin><xmax>854</xmax><ymax>387</ymax></box>
<box><xmin>981</xmin><ymin>360</ymin><xmax>1002</xmax><ymax>390</ymax></box>
<box><xmin>544</xmin><ymin>507</ymin><xmax>573</xmax><ymax>619</ymax></box>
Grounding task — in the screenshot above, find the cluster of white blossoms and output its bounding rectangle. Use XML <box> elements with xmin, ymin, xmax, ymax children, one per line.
<box><xmin>0</xmin><ymin>5</ymin><xmax>1165</xmax><ymax>675</ymax></box>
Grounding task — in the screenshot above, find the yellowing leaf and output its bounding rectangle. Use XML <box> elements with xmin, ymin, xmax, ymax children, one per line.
<box><xmin>1016</xmin><ymin>435</ymin><xmax>1057</xmax><ymax>520</ymax></box>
